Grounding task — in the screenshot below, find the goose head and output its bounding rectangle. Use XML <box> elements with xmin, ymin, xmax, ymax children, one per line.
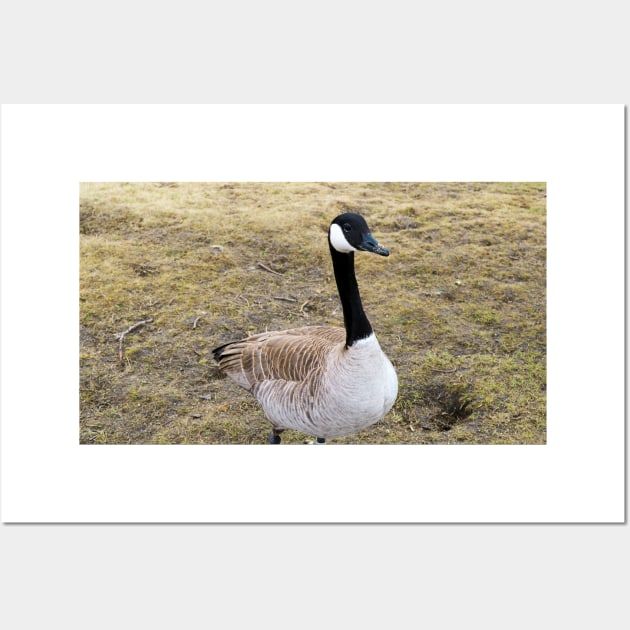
<box><xmin>328</xmin><ymin>213</ymin><xmax>390</xmax><ymax>256</ymax></box>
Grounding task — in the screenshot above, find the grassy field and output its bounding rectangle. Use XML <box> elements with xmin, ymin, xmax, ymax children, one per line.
<box><xmin>80</xmin><ymin>182</ymin><xmax>546</xmax><ymax>444</ymax></box>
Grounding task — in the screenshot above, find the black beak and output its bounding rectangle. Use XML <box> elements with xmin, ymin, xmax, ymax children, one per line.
<box><xmin>358</xmin><ymin>233</ymin><xmax>390</xmax><ymax>256</ymax></box>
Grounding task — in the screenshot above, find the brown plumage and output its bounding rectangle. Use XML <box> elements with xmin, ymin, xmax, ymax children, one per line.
<box><xmin>213</xmin><ymin>326</ymin><xmax>345</xmax><ymax>392</ymax></box>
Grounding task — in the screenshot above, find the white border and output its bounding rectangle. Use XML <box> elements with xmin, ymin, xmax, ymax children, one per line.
<box><xmin>0</xmin><ymin>105</ymin><xmax>624</xmax><ymax>522</ymax></box>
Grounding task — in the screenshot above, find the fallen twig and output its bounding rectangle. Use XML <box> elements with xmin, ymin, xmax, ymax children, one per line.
<box><xmin>192</xmin><ymin>315</ymin><xmax>205</xmax><ymax>329</ymax></box>
<box><xmin>118</xmin><ymin>318</ymin><xmax>153</xmax><ymax>362</ymax></box>
<box><xmin>273</xmin><ymin>296</ymin><xmax>297</xmax><ymax>303</ymax></box>
<box><xmin>257</xmin><ymin>262</ymin><xmax>284</xmax><ymax>276</ymax></box>
<box><xmin>299</xmin><ymin>300</ymin><xmax>310</xmax><ymax>317</ymax></box>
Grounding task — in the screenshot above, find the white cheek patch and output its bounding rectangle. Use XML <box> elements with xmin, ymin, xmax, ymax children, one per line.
<box><xmin>329</xmin><ymin>223</ymin><xmax>357</xmax><ymax>253</ymax></box>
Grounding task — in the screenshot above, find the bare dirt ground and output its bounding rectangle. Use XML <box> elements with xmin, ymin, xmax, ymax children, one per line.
<box><xmin>80</xmin><ymin>182</ymin><xmax>546</xmax><ymax>444</ymax></box>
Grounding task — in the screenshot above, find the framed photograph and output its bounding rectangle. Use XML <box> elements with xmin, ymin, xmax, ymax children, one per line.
<box><xmin>1</xmin><ymin>104</ymin><xmax>624</xmax><ymax>522</ymax></box>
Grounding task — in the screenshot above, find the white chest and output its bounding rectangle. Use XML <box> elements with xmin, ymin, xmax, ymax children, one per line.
<box><xmin>322</xmin><ymin>334</ymin><xmax>398</xmax><ymax>432</ymax></box>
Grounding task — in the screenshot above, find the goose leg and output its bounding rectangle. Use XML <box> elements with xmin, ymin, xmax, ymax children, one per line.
<box><xmin>268</xmin><ymin>429</ymin><xmax>282</xmax><ymax>444</ymax></box>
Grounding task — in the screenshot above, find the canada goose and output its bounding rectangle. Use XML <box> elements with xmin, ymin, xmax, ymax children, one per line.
<box><xmin>212</xmin><ymin>212</ymin><xmax>398</xmax><ymax>444</ymax></box>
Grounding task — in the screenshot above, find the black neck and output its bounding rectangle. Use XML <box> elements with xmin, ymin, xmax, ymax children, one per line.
<box><xmin>329</xmin><ymin>245</ymin><xmax>373</xmax><ymax>347</ymax></box>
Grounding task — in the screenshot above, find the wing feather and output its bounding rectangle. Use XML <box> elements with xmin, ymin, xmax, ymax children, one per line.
<box><xmin>212</xmin><ymin>326</ymin><xmax>345</xmax><ymax>391</ymax></box>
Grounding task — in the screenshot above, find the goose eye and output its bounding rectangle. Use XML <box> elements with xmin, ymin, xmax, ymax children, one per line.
<box><xmin>342</xmin><ymin>223</ymin><xmax>351</xmax><ymax>233</ymax></box>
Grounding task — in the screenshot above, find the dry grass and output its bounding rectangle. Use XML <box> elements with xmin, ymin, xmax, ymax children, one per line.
<box><xmin>80</xmin><ymin>182</ymin><xmax>546</xmax><ymax>444</ymax></box>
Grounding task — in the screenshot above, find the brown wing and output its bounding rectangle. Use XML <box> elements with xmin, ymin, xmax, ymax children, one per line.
<box><xmin>212</xmin><ymin>326</ymin><xmax>345</xmax><ymax>391</ymax></box>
